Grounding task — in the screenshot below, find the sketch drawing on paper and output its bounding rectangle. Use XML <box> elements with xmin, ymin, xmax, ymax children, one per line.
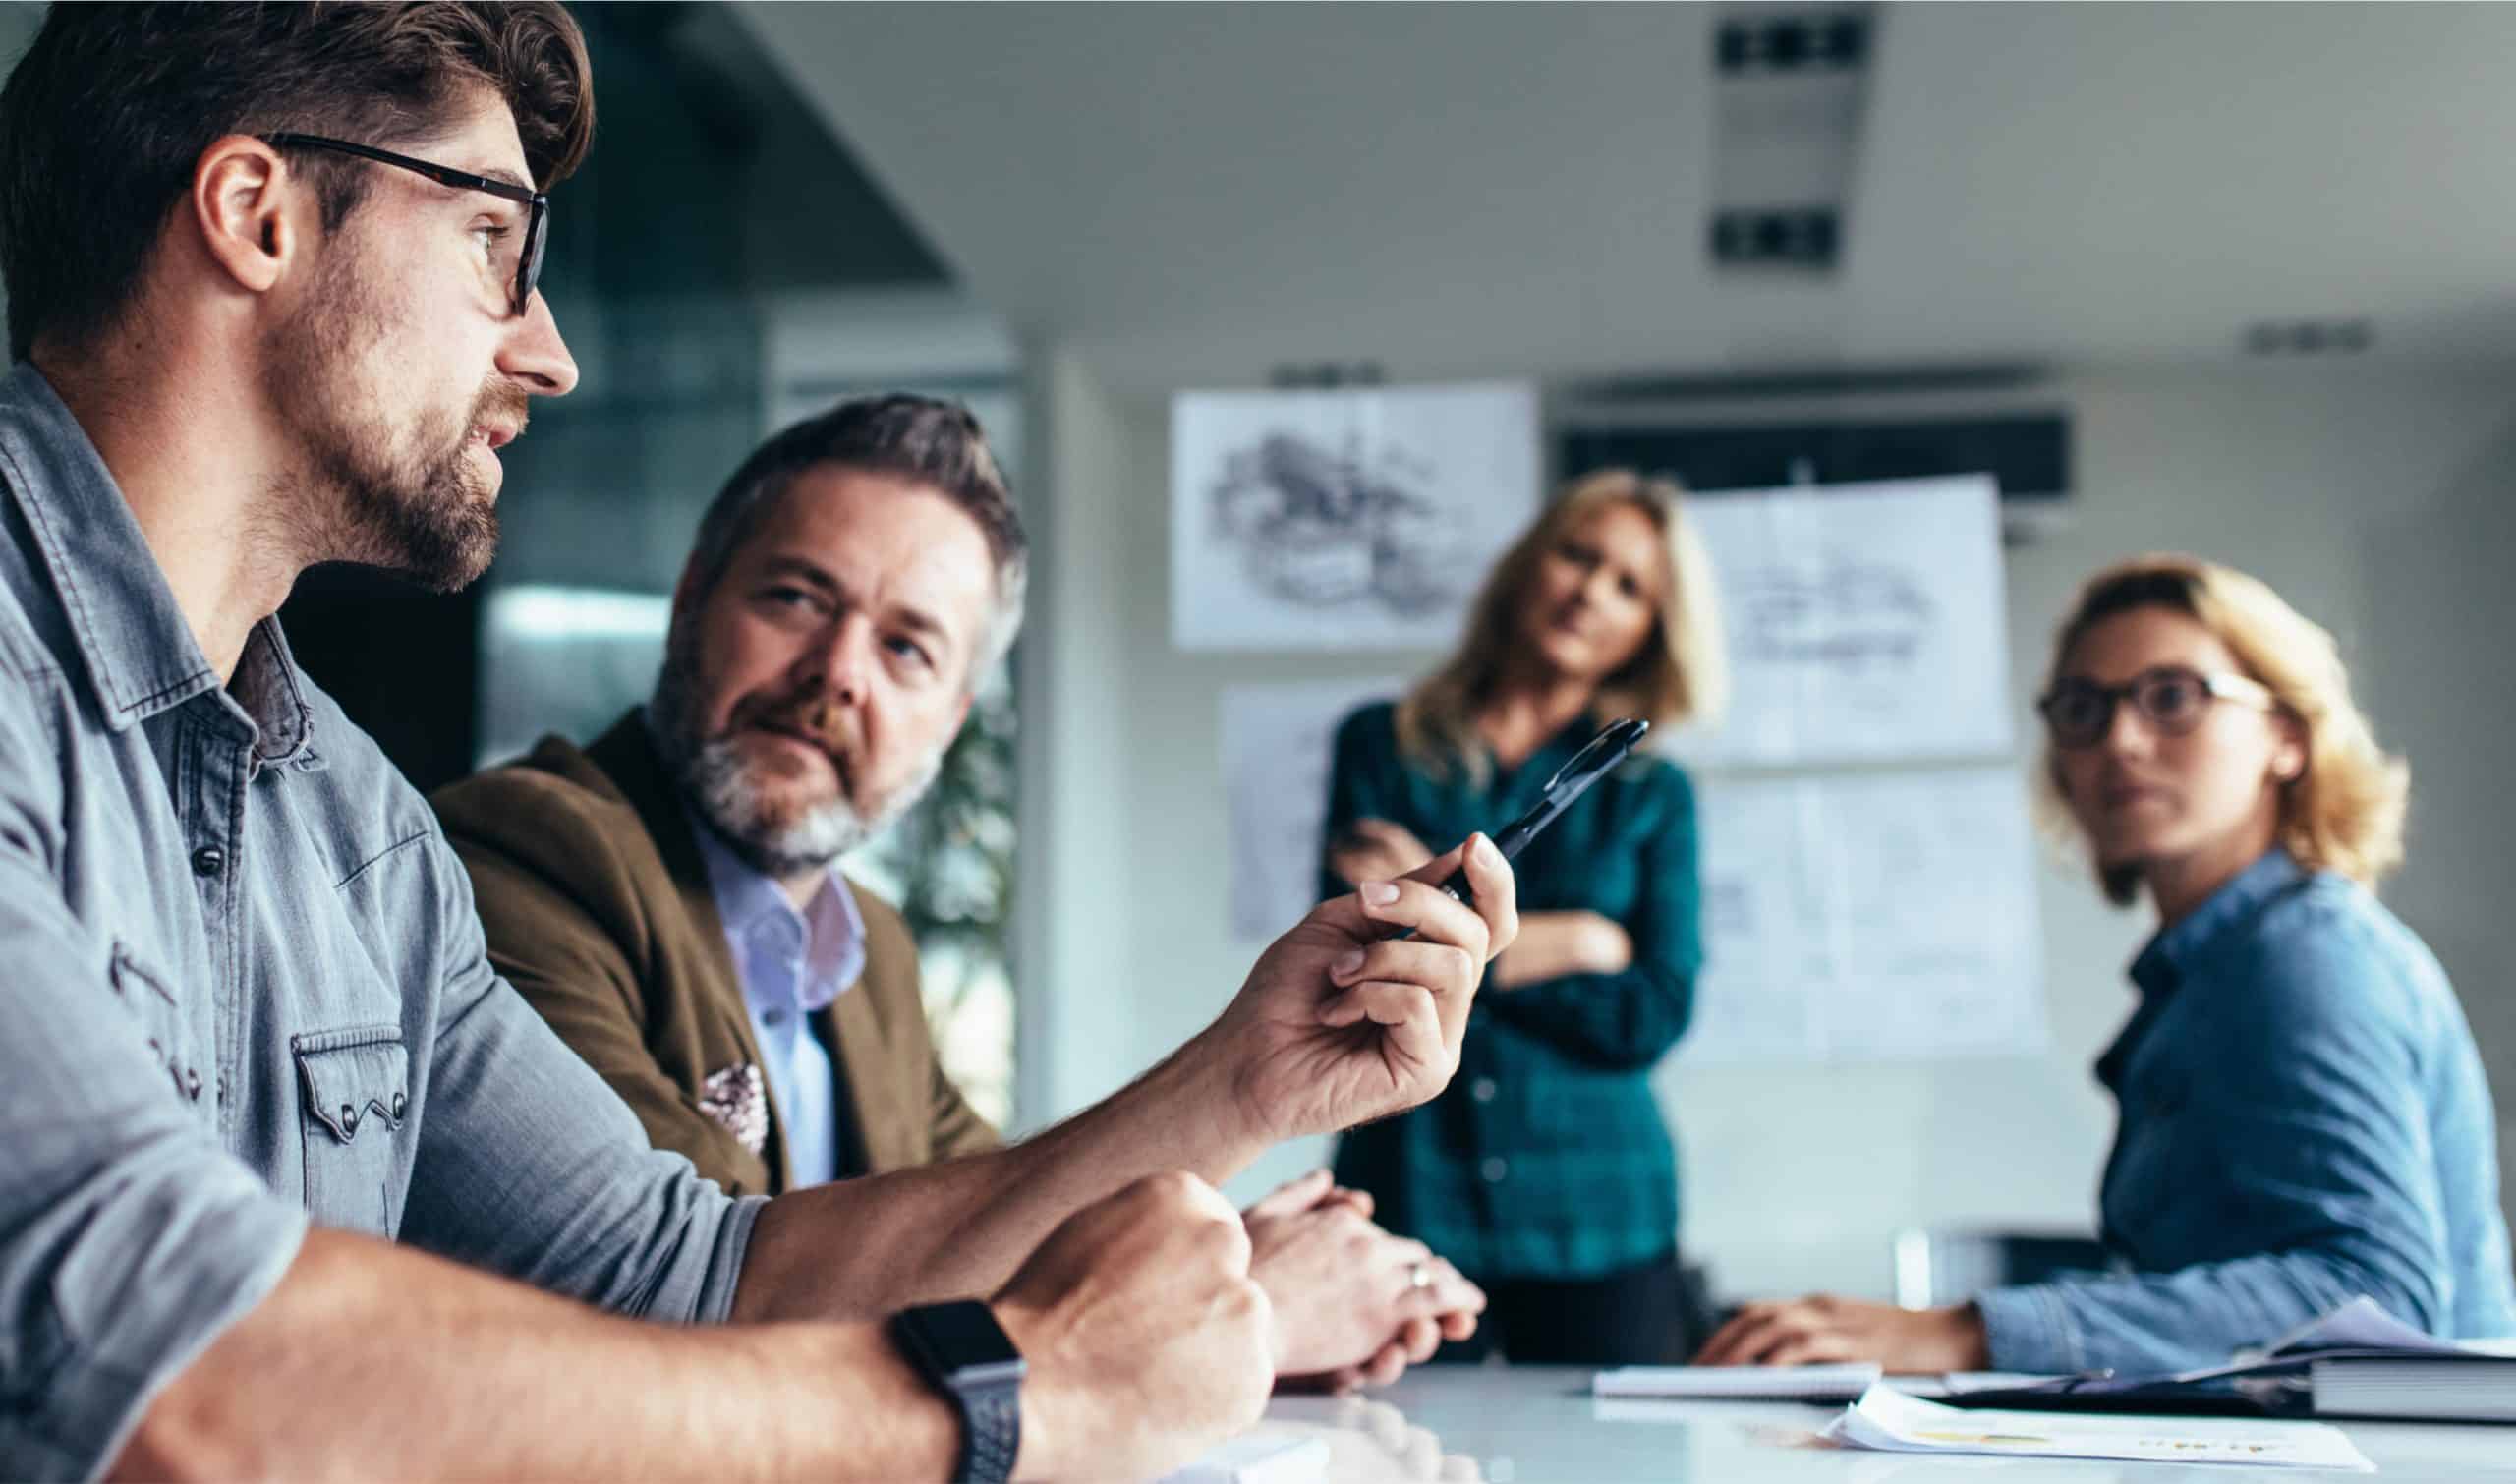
<box><xmin>1172</xmin><ymin>382</ymin><xmax>1538</xmax><ymax>650</ymax></box>
<box><xmin>1206</xmin><ymin>430</ymin><xmax>1455</xmax><ymax>616</ymax></box>
<box><xmin>1682</xmin><ymin>767</ymin><xmax>2047</xmax><ymax>1063</ymax></box>
<box><xmin>1734</xmin><ymin>560</ymin><xmax>1935</xmax><ymax>666</ymax></box>
<box><xmin>1673</xmin><ymin>475</ymin><xmax>2012</xmax><ymax>766</ymax></box>
<box><xmin>1733</xmin><ymin>554</ymin><xmax>1941</xmax><ymax>735</ymax></box>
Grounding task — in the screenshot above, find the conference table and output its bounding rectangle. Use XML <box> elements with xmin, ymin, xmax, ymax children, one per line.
<box><xmin>1247</xmin><ymin>1366</ymin><xmax>2516</xmax><ymax>1481</ymax></box>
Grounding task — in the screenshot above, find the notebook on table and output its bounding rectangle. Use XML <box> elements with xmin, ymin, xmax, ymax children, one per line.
<box><xmin>1593</xmin><ymin>1362</ymin><xmax>1882</xmax><ymax>1402</ymax></box>
<box><xmin>1940</xmin><ymin>1296</ymin><xmax>2516</xmax><ymax>1423</ymax></box>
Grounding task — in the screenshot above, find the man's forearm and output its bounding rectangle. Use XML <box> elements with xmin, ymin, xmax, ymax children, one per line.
<box><xmin>115</xmin><ymin>1229</ymin><xmax>955</xmax><ymax>1483</ymax></box>
<box><xmin>735</xmin><ymin>1041</ymin><xmax>1266</xmax><ymax>1320</ymax></box>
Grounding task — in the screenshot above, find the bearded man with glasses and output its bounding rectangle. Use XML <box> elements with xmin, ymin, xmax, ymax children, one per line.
<box><xmin>0</xmin><ymin>7</ymin><xmax>1516</xmax><ymax>1480</ymax></box>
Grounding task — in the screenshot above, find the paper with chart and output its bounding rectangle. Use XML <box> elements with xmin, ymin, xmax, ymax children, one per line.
<box><xmin>1674</xmin><ymin>476</ymin><xmax>2012</xmax><ymax>768</ymax></box>
<box><xmin>1682</xmin><ymin>767</ymin><xmax>2045</xmax><ymax>1062</ymax></box>
<box><xmin>1827</xmin><ymin>1385</ymin><xmax>2373</xmax><ymax>1470</ymax></box>
<box><xmin>1172</xmin><ymin>382</ymin><xmax>1538</xmax><ymax>650</ymax></box>
<box><xmin>1221</xmin><ymin>679</ymin><xmax>1403</xmax><ymax>942</ymax></box>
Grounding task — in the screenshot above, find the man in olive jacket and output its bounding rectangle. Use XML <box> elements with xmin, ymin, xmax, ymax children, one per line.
<box><xmin>435</xmin><ymin>709</ymin><xmax>993</xmax><ymax>1196</ymax></box>
<box><xmin>435</xmin><ymin>395</ymin><xmax>1487</xmax><ymax>1388</ymax></box>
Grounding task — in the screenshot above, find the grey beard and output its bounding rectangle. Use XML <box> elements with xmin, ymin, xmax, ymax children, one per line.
<box><xmin>680</xmin><ymin>732</ymin><xmax>943</xmax><ymax>879</ymax></box>
<box><xmin>649</xmin><ymin>657</ymin><xmax>946</xmax><ymax>880</ymax></box>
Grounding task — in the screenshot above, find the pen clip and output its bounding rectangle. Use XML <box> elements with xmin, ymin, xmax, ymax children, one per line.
<box><xmin>1535</xmin><ymin>716</ymin><xmax>1649</xmax><ymax>799</ymax></box>
<box><xmin>1492</xmin><ymin>717</ymin><xmax>1649</xmax><ymax>860</ymax></box>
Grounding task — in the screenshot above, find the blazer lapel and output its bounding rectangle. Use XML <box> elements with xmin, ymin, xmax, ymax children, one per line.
<box><xmin>804</xmin><ymin>995</ymin><xmax>874</xmax><ymax>1178</ymax></box>
<box><xmin>586</xmin><ymin>712</ymin><xmax>796</xmax><ymax>1191</ymax></box>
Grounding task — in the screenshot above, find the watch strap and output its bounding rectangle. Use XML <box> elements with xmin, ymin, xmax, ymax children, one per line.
<box><xmin>957</xmin><ymin>1373</ymin><xmax>1021</xmax><ymax>1484</ymax></box>
<box><xmin>892</xmin><ymin>1302</ymin><xmax>1023</xmax><ymax>1484</ymax></box>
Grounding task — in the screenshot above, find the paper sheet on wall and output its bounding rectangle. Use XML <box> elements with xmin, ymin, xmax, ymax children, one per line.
<box><xmin>1683</xmin><ymin>767</ymin><xmax>2046</xmax><ymax>1062</ymax></box>
<box><xmin>1172</xmin><ymin>382</ymin><xmax>1538</xmax><ymax>650</ymax></box>
<box><xmin>1222</xmin><ymin>679</ymin><xmax>1405</xmax><ymax>943</ymax></box>
<box><xmin>1675</xmin><ymin>476</ymin><xmax>2013</xmax><ymax>768</ymax></box>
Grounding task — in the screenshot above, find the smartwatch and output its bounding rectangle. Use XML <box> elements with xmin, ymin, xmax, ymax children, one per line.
<box><xmin>890</xmin><ymin>1299</ymin><xmax>1026</xmax><ymax>1484</ymax></box>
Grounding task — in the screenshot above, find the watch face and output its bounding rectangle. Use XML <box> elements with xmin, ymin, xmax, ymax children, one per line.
<box><xmin>904</xmin><ymin>1300</ymin><xmax>1027</xmax><ymax>1387</ymax></box>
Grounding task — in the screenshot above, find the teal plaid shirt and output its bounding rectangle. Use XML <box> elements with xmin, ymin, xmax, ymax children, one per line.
<box><xmin>1322</xmin><ymin>702</ymin><xmax>1700</xmax><ymax>1283</ymax></box>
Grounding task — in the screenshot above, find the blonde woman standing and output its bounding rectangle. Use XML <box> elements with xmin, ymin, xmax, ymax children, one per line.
<box><xmin>1699</xmin><ymin>554</ymin><xmax>2516</xmax><ymax>1375</ymax></box>
<box><xmin>1320</xmin><ymin>469</ymin><xmax>1728</xmax><ymax>1364</ymax></box>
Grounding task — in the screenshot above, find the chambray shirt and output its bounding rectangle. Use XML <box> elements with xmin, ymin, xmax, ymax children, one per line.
<box><xmin>686</xmin><ymin>812</ymin><xmax>866</xmax><ymax>1186</ymax></box>
<box><xmin>1976</xmin><ymin>848</ymin><xmax>2516</xmax><ymax>1375</ymax></box>
<box><xmin>0</xmin><ymin>364</ymin><xmax>763</xmax><ymax>1480</ymax></box>
<box><xmin>1323</xmin><ymin>701</ymin><xmax>1701</xmax><ymax>1282</ymax></box>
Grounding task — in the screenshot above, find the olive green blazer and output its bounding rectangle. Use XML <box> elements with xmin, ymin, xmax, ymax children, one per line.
<box><xmin>431</xmin><ymin>711</ymin><xmax>1000</xmax><ymax>1196</ymax></box>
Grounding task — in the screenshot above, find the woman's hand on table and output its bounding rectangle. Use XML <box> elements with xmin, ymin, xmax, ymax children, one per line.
<box><xmin>1245</xmin><ymin>1170</ymin><xmax>1484</xmax><ymax>1392</ymax></box>
<box><xmin>1692</xmin><ymin>1294</ymin><xmax>1990</xmax><ymax>1372</ymax></box>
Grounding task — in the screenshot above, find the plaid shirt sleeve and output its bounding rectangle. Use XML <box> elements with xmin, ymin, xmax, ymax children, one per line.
<box><xmin>1483</xmin><ymin>764</ymin><xmax>1699</xmax><ymax>1069</ymax></box>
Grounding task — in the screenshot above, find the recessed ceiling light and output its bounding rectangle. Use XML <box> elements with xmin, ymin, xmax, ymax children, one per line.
<box><xmin>2240</xmin><ymin>318</ymin><xmax>2374</xmax><ymax>356</ymax></box>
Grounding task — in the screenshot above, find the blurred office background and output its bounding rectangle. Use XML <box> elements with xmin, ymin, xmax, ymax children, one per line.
<box><xmin>5</xmin><ymin>1</ymin><xmax>2513</xmax><ymax>1300</ymax></box>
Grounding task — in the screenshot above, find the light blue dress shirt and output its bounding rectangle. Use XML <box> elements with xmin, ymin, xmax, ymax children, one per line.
<box><xmin>0</xmin><ymin>364</ymin><xmax>760</xmax><ymax>1479</ymax></box>
<box><xmin>1976</xmin><ymin>848</ymin><xmax>2516</xmax><ymax>1375</ymax></box>
<box><xmin>685</xmin><ymin>816</ymin><xmax>867</xmax><ymax>1187</ymax></box>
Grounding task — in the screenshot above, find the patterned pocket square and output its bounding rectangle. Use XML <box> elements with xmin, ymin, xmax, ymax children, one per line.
<box><xmin>699</xmin><ymin>1061</ymin><xmax>768</xmax><ymax>1155</ymax></box>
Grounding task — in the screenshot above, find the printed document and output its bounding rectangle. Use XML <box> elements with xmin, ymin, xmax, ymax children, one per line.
<box><xmin>1826</xmin><ymin>1385</ymin><xmax>2374</xmax><ymax>1470</ymax></box>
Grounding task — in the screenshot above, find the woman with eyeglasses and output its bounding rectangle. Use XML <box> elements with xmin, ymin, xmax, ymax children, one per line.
<box><xmin>1697</xmin><ymin>553</ymin><xmax>2514</xmax><ymax>1375</ymax></box>
<box><xmin>1318</xmin><ymin>468</ymin><xmax>1728</xmax><ymax>1365</ymax></box>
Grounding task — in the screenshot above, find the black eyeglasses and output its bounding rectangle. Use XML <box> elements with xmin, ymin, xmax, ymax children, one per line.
<box><xmin>263</xmin><ymin>133</ymin><xmax>546</xmax><ymax>317</ymax></box>
<box><xmin>2037</xmin><ymin>664</ymin><xmax>2276</xmax><ymax>749</ymax></box>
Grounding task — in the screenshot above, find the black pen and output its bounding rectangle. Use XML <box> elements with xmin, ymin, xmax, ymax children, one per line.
<box><xmin>1385</xmin><ymin>716</ymin><xmax>1651</xmax><ymax>937</ymax></box>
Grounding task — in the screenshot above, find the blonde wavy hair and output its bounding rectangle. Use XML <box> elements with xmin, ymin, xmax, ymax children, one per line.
<box><xmin>1397</xmin><ymin>469</ymin><xmax>1728</xmax><ymax>781</ymax></box>
<box><xmin>2040</xmin><ymin>554</ymin><xmax>2409</xmax><ymax>905</ymax></box>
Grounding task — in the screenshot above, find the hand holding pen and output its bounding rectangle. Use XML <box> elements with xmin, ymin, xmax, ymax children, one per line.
<box><xmin>1203</xmin><ymin>834</ymin><xmax>1518</xmax><ymax>1147</ymax></box>
<box><xmin>1387</xmin><ymin>717</ymin><xmax>1651</xmax><ymax>941</ymax></box>
<box><xmin>1189</xmin><ymin>718</ymin><xmax>1647</xmax><ymax>1148</ymax></box>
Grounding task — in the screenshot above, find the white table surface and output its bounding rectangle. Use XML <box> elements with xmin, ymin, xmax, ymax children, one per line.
<box><xmin>1249</xmin><ymin>1366</ymin><xmax>2516</xmax><ymax>1482</ymax></box>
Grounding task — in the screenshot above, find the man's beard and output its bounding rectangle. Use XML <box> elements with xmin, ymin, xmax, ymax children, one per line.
<box><xmin>649</xmin><ymin>623</ymin><xmax>947</xmax><ymax>879</ymax></box>
<box><xmin>262</xmin><ymin>252</ymin><xmax>519</xmax><ymax>593</ymax></box>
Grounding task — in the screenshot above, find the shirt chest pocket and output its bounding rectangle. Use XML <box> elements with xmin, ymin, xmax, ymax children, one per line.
<box><xmin>292</xmin><ymin>1024</ymin><xmax>410</xmax><ymax>1235</ymax></box>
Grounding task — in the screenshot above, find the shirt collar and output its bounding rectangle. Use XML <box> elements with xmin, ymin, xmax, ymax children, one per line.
<box><xmin>0</xmin><ymin>363</ymin><xmax>318</xmax><ymax>771</ymax></box>
<box><xmin>2128</xmin><ymin>846</ymin><xmax>2308</xmax><ymax>999</ymax></box>
<box><xmin>682</xmin><ymin>802</ymin><xmax>868</xmax><ymax>1011</ymax></box>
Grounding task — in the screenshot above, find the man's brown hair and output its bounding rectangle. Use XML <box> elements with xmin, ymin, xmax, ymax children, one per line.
<box><xmin>0</xmin><ymin>2</ymin><xmax>594</xmax><ymax>361</ymax></box>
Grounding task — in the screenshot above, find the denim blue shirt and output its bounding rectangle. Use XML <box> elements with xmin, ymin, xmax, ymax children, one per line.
<box><xmin>1977</xmin><ymin>848</ymin><xmax>2516</xmax><ymax>1374</ymax></box>
<box><xmin>686</xmin><ymin>813</ymin><xmax>866</xmax><ymax>1187</ymax></box>
<box><xmin>0</xmin><ymin>364</ymin><xmax>762</xmax><ymax>1480</ymax></box>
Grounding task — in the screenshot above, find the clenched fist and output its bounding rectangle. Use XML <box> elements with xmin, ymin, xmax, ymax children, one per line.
<box><xmin>993</xmin><ymin>1172</ymin><xmax>1274</xmax><ymax>1481</ymax></box>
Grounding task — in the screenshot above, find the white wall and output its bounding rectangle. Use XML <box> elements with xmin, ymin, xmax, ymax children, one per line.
<box><xmin>1017</xmin><ymin>356</ymin><xmax>2516</xmax><ymax>1304</ymax></box>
